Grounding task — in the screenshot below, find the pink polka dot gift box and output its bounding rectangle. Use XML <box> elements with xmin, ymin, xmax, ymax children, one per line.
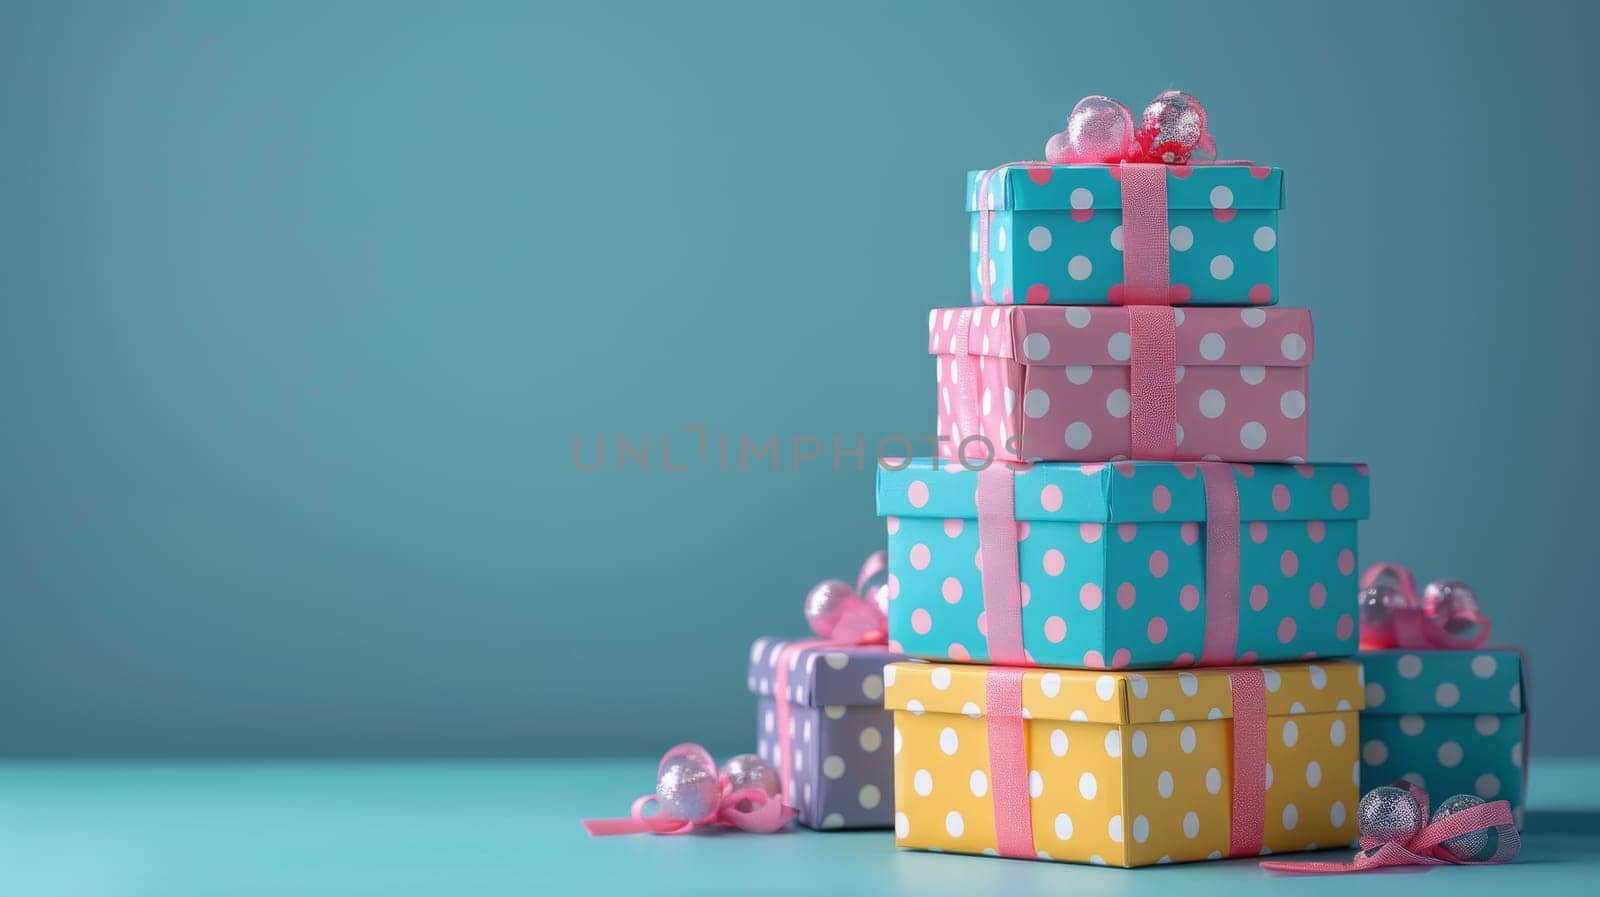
<box><xmin>968</xmin><ymin>163</ymin><xmax>1283</xmax><ymax>306</ymax></box>
<box><xmin>747</xmin><ymin>637</ymin><xmax>907</xmax><ymax>829</ymax></box>
<box><xmin>1358</xmin><ymin>649</ymin><xmax>1528</xmax><ymax>828</ymax></box>
<box><xmin>929</xmin><ymin>305</ymin><xmax>1313</xmax><ymax>464</ymax></box>
<box><xmin>875</xmin><ymin>457</ymin><xmax>1369</xmax><ymax>670</ymax></box>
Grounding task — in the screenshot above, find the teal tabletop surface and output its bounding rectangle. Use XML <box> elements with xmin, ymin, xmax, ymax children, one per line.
<box><xmin>1</xmin><ymin>758</ymin><xmax>1596</xmax><ymax>896</ymax></box>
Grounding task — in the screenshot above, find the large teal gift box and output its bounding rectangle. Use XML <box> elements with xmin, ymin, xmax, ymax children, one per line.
<box><xmin>875</xmin><ymin>458</ymin><xmax>1368</xmax><ymax>669</ymax></box>
<box><xmin>1358</xmin><ymin>648</ymin><xmax>1528</xmax><ymax>826</ymax></box>
<box><xmin>967</xmin><ymin>164</ymin><xmax>1284</xmax><ymax>306</ymax></box>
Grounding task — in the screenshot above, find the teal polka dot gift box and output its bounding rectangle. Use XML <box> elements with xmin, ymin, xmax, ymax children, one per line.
<box><xmin>875</xmin><ymin>457</ymin><xmax>1369</xmax><ymax>670</ymax></box>
<box><xmin>968</xmin><ymin>164</ymin><xmax>1284</xmax><ymax>306</ymax></box>
<box><xmin>1358</xmin><ymin>649</ymin><xmax>1528</xmax><ymax>826</ymax></box>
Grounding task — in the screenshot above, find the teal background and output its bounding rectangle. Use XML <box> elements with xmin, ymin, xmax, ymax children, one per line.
<box><xmin>0</xmin><ymin>0</ymin><xmax>1594</xmax><ymax>758</ymax></box>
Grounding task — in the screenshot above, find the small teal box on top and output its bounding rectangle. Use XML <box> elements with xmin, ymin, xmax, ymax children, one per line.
<box><xmin>967</xmin><ymin>164</ymin><xmax>1284</xmax><ymax>306</ymax></box>
<box><xmin>1359</xmin><ymin>648</ymin><xmax>1528</xmax><ymax>826</ymax></box>
<box><xmin>875</xmin><ymin>458</ymin><xmax>1368</xmax><ymax>669</ymax></box>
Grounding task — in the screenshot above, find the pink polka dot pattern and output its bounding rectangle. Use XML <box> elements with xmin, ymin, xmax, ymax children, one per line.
<box><xmin>1044</xmin><ymin>616</ymin><xmax>1067</xmax><ymax>643</ymax></box>
<box><xmin>929</xmin><ymin>306</ymin><xmax>1311</xmax><ymax>464</ymax></box>
<box><xmin>1041</xmin><ymin>484</ymin><xmax>1063</xmax><ymax>512</ymax></box>
<box><xmin>1277</xmin><ymin>617</ymin><xmax>1297</xmax><ymax>644</ymax></box>
<box><xmin>1152</xmin><ymin>485</ymin><xmax>1173</xmax><ymax>513</ymax></box>
<box><xmin>908</xmin><ymin>480</ymin><xmax>930</xmax><ymax>508</ymax></box>
<box><xmin>878</xmin><ymin>458</ymin><xmax>1366</xmax><ymax>669</ymax></box>
<box><xmin>1271</xmin><ymin>484</ymin><xmax>1291</xmax><ymax>512</ymax></box>
<box><xmin>942</xmin><ymin>578</ymin><xmax>964</xmax><ymax>604</ymax></box>
<box><xmin>1148</xmin><ymin>617</ymin><xmax>1169</xmax><ymax>644</ymax></box>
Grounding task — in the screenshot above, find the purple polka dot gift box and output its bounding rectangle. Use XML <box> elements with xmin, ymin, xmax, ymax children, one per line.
<box><xmin>1358</xmin><ymin>649</ymin><xmax>1529</xmax><ymax>826</ymax></box>
<box><xmin>748</xmin><ymin>638</ymin><xmax>907</xmax><ymax>829</ymax></box>
<box><xmin>968</xmin><ymin>164</ymin><xmax>1283</xmax><ymax>306</ymax></box>
<box><xmin>875</xmin><ymin>458</ymin><xmax>1369</xmax><ymax>670</ymax></box>
<box><xmin>929</xmin><ymin>305</ymin><xmax>1313</xmax><ymax>464</ymax></box>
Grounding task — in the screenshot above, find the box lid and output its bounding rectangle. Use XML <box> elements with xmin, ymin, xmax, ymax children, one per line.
<box><xmin>876</xmin><ymin>458</ymin><xmax>1370</xmax><ymax>524</ymax></box>
<box><xmin>747</xmin><ymin>637</ymin><xmax>907</xmax><ymax>708</ymax></box>
<box><xmin>884</xmin><ymin>660</ymin><xmax>1361</xmax><ymax>725</ymax></box>
<box><xmin>1359</xmin><ymin>649</ymin><xmax>1526</xmax><ymax>717</ymax></box>
<box><xmin>965</xmin><ymin>164</ymin><xmax>1284</xmax><ymax>212</ymax></box>
<box><xmin>928</xmin><ymin>305</ymin><xmax>1314</xmax><ymax>368</ymax></box>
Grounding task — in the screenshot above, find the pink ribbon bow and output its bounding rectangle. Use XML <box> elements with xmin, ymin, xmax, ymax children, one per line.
<box><xmin>581</xmin><ymin>743</ymin><xmax>795</xmax><ymax>837</ymax></box>
<box><xmin>801</xmin><ymin>550</ymin><xmax>890</xmax><ymax>644</ymax></box>
<box><xmin>1359</xmin><ymin>562</ymin><xmax>1492</xmax><ymax>650</ymax></box>
<box><xmin>770</xmin><ymin>552</ymin><xmax>890</xmax><ymax>804</ymax></box>
<box><xmin>975</xmin><ymin>89</ymin><xmax>1254</xmax><ymax>309</ymax></box>
<box><xmin>1045</xmin><ymin>91</ymin><xmax>1219</xmax><ymax>166</ymax></box>
<box><xmin>1261</xmin><ymin>781</ymin><xmax>1521</xmax><ymax>874</ymax></box>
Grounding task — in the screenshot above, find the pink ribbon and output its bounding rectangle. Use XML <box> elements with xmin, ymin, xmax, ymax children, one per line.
<box><xmin>948</xmin><ymin>300</ymin><xmax>1184</xmax><ymax>461</ymax></box>
<box><xmin>1227</xmin><ymin>668</ymin><xmax>1267</xmax><ymax>857</ymax></box>
<box><xmin>1119</xmin><ymin>164</ymin><xmax>1171</xmax><ymax>305</ymax></box>
<box><xmin>1358</xmin><ymin>563</ymin><xmax>1492</xmax><ymax>650</ymax></box>
<box><xmin>977</xmin><ymin>467</ymin><xmax>1027</xmax><ymax>665</ymax></box>
<box><xmin>1198</xmin><ymin>463</ymin><xmax>1243</xmax><ymax>665</ymax></box>
<box><xmin>582</xmin><ymin>743</ymin><xmax>795</xmax><ymax>836</ymax></box>
<box><xmin>984</xmin><ymin>667</ymin><xmax>1034</xmax><ymax>858</ymax></box>
<box><xmin>972</xmin><ymin>464</ymin><xmax>1244</xmax><ymax>667</ymax></box>
<box><xmin>1260</xmin><ymin>781</ymin><xmax>1520</xmax><ymax>873</ymax></box>
<box><xmin>1128</xmin><ymin>306</ymin><xmax>1178</xmax><ymax>459</ymax></box>
<box><xmin>980</xmin><ymin>665</ymin><xmax>1267</xmax><ymax>860</ymax></box>
<box><xmin>773</xmin><ymin>553</ymin><xmax>889</xmax><ymax>801</ymax></box>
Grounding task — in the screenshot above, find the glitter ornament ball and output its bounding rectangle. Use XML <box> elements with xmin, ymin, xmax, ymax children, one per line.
<box><xmin>1423</xmin><ymin>579</ymin><xmax>1485</xmax><ymax>637</ymax></box>
<box><xmin>803</xmin><ymin>579</ymin><xmax>858</xmax><ymax>637</ymax></box>
<box><xmin>1432</xmin><ymin>794</ymin><xmax>1499</xmax><ymax>861</ymax></box>
<box><xmin>1357</xmin><ymin>785</ymin><xmax>1425</xmax><ymax>842</ymax></box>
<box><xmin>1358</xmin><ymin>582</ymin><xmax>1410</xmax><ymax>648</ymax></box>
<box><xmin>720</xmin><ymin>753</ymin><xmax>781</xmax><ymax>799</ymax></box>
<box><xmin>1046</xmin><ymin>95</ymin><xmax>1135</xmax><ymax>163</ymax></box>
<box><xmin>657</xmin><ymin>759</ymin><xmax>722</xmax><ymax>821</ymax></box>
<box><xmin>1137</xmin><ymin>90</ymin><xmax>1209</xmax><ymax>163</ymax></box>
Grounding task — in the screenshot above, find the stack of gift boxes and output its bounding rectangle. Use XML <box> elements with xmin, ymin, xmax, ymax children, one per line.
<box><xmin>747</xmin><ymin>133</ymin><xmax>1527</xmax><ymax>859</ymax></box>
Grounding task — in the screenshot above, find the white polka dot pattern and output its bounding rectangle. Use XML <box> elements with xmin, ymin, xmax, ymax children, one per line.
<box><xmin>926</xmin><ymin>305</ymin><xmax>1312</xmax><ymax>463</ymax></box>
<box><xmin>748</xmin><ymin>637</ymin><xmax>907</xmax><ymax>829</ymax></box>
<box><xmin>887</xmin><ymin>661</ymin><xmax>1361</xmax><ymax>866</ymax></box>
<box><xmin>966</xmin><ymin>166</ymin><xmax>1282</xmax><ymax>307</ymax></box>
<box><xmin>1356</xmin><ymin>649</ymin><xmax>1528</xmax><ymax>827</ymax></box>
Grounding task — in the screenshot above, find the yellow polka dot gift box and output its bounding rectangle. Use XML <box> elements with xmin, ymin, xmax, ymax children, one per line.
<box><xmin>884</xmin><ymin>659</ymin><xmax>1362</xmax><ymax>867</ymax></box>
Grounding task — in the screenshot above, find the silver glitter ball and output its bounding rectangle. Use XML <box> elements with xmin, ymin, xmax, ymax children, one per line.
<box><xmin>1139</xmin><ymin>90</ymin><xmax>1208</xmax><ymax>160</ymax></box>
<box><xmin>656</xmin><ymin>761</ymin><xmax>721</xmax><ymax>821</ymax></box>
<box><xmin>1433</xmin><ymin>794</ymin><xmax>1497</xmax><ymax>861</ymax></box>
<box><xmin>1358</xmin><ymin>583</ymin><xmax>1409</xmax><ymax>646</ymax></box>
<box><xmin>1357</xmin><ymin>785</ymin><xmax>1424</xmax><ymax>842</ymax></box>
<box><xmin>720</xmin><ymin>753</ymin><xmax>781</xmax><ymax>799</ymax></box>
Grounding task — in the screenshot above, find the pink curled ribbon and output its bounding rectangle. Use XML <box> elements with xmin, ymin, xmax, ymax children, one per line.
<box><xmin>1358</xmin><ymin>562</ymin><xmax>1492</xmax><ymax>650</ymax></box>
<box><xmin>581</xmin><ymin>743</ymin><xmax>795</xmax><ymax>836</ymax></box>
<box><xmin>1260</xmin><ymin>781</ymin><xmax>1520</xmax><ymax>873</ymax></box>
<box><xmin>773</xmin><ymin>553</ymin><xmax>889</xmax><ymax>802</ymax></box>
